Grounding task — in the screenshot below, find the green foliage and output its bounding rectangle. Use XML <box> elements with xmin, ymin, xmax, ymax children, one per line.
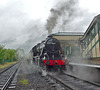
<box><xmin>20</xmin><ymin>79</ymin><xmax>29</xmax><ymax>87</ymax></box>
<box><xmin>4</xmin><ymin>49</ymin><xmax>16</xmax><ymax>61</ymax></box>
<box><xmin>0</xmin><ymin>45</ymin><xmax>5</xmax><ymax>63</ymax></box>
<box><xmin>0</xmin><ymin>45</ymin><xmax>25</xmax><ymax>63</ymax></box>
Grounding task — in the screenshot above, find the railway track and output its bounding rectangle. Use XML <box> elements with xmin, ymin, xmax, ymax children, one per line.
<box><xmin>0</xmin><ymin>62</ymin><xmax>22</xmax><ymax>90</ymax></box>
<box><xmin>47</xmin><ymin>72</ymin><xmax>100</xmax><ymax>90</ymax></box>
<box><xmin>0</xmin><ymin>62</ymin><xmax>18</xmax><ymax>74</ymax></box>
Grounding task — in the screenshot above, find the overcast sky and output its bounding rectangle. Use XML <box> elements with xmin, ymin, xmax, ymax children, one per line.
<box><xmin>0</xmin><ymin>0</ymin><xmax>100</xmax><ymax>53</ymax></box>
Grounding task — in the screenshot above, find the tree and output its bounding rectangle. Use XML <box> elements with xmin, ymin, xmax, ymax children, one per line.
<box><xmin>0</xmin><ymin>45</ymin><xmax>5</xmax><ymax>63</ymax></box>
<box><xmin>0</xmin><ymin>45</ymin><xmax>25</xmax><ymax>63</ymax></box>
<box><xmin>4</xmin><ymin>49</ymin><xmax>16</xmax><ymax>61</ymax></box>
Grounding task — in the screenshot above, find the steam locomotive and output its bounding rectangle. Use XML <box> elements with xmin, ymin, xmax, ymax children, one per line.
<box><xmin>31</xmin><ymin>36</ymin><xmax>67</xmax><ymax>71</ymax></box>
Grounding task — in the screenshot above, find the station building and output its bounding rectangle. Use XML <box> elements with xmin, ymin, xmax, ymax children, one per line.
<box><xmin>80</xmin><ymin>14</ymin><xmax>100</xmax><ymax>60</ymax></box>
<box><xmin>50</xmin><ymin>32</ymin><xmax>84</xmax><ymax>58</ymax></box>
<box><xmin>50</xmin><ymin>14</ymin><xmax>100</xmax><ymax>60</ymax></box>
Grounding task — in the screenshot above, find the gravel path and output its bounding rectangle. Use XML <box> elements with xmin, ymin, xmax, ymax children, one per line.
<box><xmin>15</xmin><ymin>60</ymin><xmax>56</xmax><ymax>90</ymax></box>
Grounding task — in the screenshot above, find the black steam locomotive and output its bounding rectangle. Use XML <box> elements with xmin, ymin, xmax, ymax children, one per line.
<box><xmin>31</xmin><ymin>36</ymin><xmax>66</xmax><ymax>71</ymax></box>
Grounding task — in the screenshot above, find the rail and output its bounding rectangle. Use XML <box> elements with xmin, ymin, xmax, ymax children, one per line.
<box><xmin>0</xmin><ymin>62</ymin><xmax>21</xmax><ymax>90</ymax></box>
<box><xmin>47</xmin><ymin>74</ymin><xmax>74</xmax><ymax>90</ymax></box>
<box><xmin>47</xmin><ymin>71</ymin><xmax>100</xmax><ymax>90</ymax></box>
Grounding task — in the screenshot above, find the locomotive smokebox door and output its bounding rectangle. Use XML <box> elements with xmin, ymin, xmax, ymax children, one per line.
<box><xmin>45</xmin><ymin>38</ymin><xmax>61</xmax><ymax>54</ymax></box>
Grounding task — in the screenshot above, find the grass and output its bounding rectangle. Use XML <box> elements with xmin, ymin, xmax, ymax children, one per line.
<box><xmin>0</xmin><ymin>61</ymin><xmax>18</xmax><ymax>69</ymax></box>
<box><xmin>20</xmin><ymin>79</ymin><xmax>29</xmax><ymax>87</ymax></box>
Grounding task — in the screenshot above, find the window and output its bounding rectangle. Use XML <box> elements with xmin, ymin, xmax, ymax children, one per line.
<box><xmin>95</xmin><ymin>23</ymin><xmax>98</xmax><ymax>34</ymax></box>
<box><xmin>88</xmin><ymin>32</ymin><xmax>91</xmax><ymax>44</ymax></box>
<box><xmin>91</xmin><ymin>28</ymin><xmax>95</xmax><ymax>40</ymax></box>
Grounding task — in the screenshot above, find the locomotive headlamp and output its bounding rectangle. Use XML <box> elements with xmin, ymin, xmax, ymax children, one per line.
<box><xmin>42</xmin><ymin>56</ymin><xmax>46</xmax><ymax>61</ymax></box>
<box><xmin>37</xmin><ymin>57</ymin><xmax>40</xmax><ymax>60</ymax></box>
<box><xmin>44</xmin><ymin>53</ymin><xmax>47</xmax><ymax>55</ymax></box>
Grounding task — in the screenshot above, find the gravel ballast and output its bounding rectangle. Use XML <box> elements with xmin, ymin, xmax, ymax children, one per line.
<box><xmin>15</xmin><ymin>60</ymin><xmax>56</xmax><ymax>90</ymax></box>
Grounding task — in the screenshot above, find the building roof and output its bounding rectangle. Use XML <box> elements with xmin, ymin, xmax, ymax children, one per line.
<box><xmin>49</xmin><ymin>32</ymin><xmax>84</xmax><ymax>36</ymax></box>
<box><xmin>80</xmin><ymin>14</ymin><xmax>100</xmax><ymax>40</ymax></box>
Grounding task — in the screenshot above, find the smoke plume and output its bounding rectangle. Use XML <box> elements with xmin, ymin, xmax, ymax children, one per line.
<box><xmin>45</xmin><ymin>0</ymin><xmax>96</xmax><ymax>34</ymax></box>
<box><xmin>45</xmin><ymin>0</ymin><xmax>78</xmax><ymax>34</ymax></box>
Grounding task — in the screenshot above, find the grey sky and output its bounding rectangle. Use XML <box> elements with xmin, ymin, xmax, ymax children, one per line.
<box><xmin>0</xmin><ymin>0</ymin><xmax>100</xmax><ymax>53</ymax></box>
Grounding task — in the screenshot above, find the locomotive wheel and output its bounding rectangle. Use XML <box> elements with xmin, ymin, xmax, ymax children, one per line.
<box><xmin>59</xmin><ymin>65</ymin><xmax>66</xmax><ymax>72</ymax></box>
<box><xmin>46</xmin><ymin>66</ymin><xmax>53</xmax><ymax>71</ymax></box>
<box><xmin>61</xmin><ymin>65</ymin><xmax>66</xmax><ymax>70</ymax></box>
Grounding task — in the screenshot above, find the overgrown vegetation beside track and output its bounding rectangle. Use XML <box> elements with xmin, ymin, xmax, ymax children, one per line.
<box><xmin>0</xmin><ymin>61</ymin><xmax>18</xmax><ymax>69</ymax></box>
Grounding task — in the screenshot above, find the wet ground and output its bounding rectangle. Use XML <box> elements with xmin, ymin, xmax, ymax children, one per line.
<box><xmin>15</xmin><ymin>60</ymin><xmax>56</xmax><ymax>90</ymax></box>
<box><xmin>14</xmin><ymin>58</ymin><xmax>100</xmax><ymax>90</ymax></box>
